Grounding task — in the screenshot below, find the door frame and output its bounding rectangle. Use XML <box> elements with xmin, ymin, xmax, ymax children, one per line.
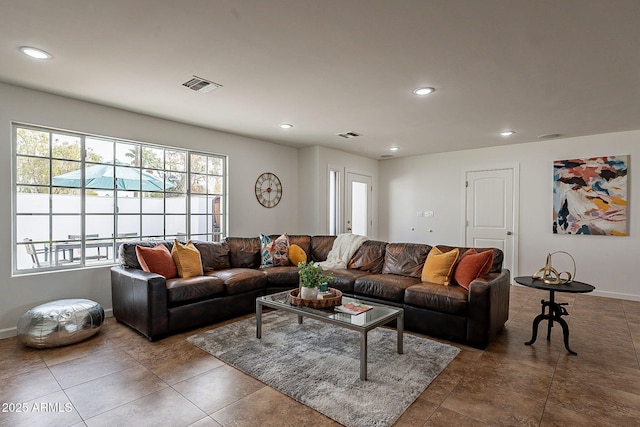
<box><xmin>461</xmin><ymin>163</ymin><xmax>520</xmax><ymax>278</ymax></box>
<box><xmin>345</xmin><ymin>169</ymin><xmax>373</xmax><ymax>236</ymax></box>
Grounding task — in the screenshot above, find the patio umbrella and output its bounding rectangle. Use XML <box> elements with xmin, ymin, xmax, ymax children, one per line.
<box><xmin>53</xmin><ymin>164</ymin><xmax>175</xmax><ymax>191</ymax></box>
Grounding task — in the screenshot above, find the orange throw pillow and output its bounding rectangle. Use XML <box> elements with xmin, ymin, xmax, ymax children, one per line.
<box><xmin>135</xmin><ymin>244</ymin><xmax>177</xmax><ymax>279</ymax></box>
<box><xmin>421</xmin><ymin>247</ymin><xmax>460</xmax><ymax>285</ymax></box>
<box><xmin>453</xmin><ymin>248</ymin><xmax>494</xmax><ymax>289</ymax></box>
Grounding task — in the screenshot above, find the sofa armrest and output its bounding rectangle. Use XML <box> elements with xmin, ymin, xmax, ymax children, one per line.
<box><xmin>466</xmin><ymin>269</ymin><xmax>511</xmax><ymax>348</ymax></box>
<box><xmin>111</xmin><ymin>266</ymin><xmax>169</xmax><ymax>340</ymax></box>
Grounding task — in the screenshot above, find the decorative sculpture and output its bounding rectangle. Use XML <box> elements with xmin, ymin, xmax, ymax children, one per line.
<box><xmin>531</xmin><ymin>251</ymin><xmax>576</xmax><ymax>285</ymax></box>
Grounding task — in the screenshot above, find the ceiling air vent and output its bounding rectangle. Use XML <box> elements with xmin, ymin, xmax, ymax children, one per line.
<box><xmin>182</xmin><ymin>76</ymin><xmax>223</xmax><ymax>94</ymax></box>
<box><xmin>336</xmin><ymin>131</ymin><xmax>362</xmax><ymax>139</ymax></box>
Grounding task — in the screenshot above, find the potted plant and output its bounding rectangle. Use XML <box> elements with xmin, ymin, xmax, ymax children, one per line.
<box><xmin>297</xmin><ymin>261</ymin><xmax>332</xmax><ymax>299</ymax></box>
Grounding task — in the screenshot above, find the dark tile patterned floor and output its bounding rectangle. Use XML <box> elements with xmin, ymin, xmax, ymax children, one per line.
<box><xmin>1</xmin><ymin>285</ymin><xmax>639</xmax><ymax>426</ymax></box>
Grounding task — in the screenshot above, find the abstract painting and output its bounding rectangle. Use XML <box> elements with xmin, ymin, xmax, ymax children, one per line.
<box><xmin>553</xmin><ymin>155</ymin><xmax>628</xmax><ymax>236</ymax></box>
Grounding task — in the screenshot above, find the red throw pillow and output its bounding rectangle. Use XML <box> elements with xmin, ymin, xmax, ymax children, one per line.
<box><xmin>135</xmin><ymin>244</ymin><xmax>177</xmax><ymax>279</ymax></box>
<box><xmin>453</xmin><ymin>248</ymin><xmax>494</xmax><ymax>289</ymax></box>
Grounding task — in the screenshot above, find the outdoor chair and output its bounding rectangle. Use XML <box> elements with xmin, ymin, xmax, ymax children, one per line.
<box><xmin>23</xmin><ymin>238</ymin><xmax>49</xmax><ymax>268</ymax></box>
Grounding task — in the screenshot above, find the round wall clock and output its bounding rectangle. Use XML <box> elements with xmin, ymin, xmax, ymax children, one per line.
<box><xmin>255</xmin><ymin>172</ymin><xmax>283</xmax><ymax>208</ymax></box>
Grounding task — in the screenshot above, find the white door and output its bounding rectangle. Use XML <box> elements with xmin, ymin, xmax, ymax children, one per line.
<box><xmin>345</xmin><ymin>172</ymin><xmax>372</xmax><ymax>236</ymax></box>
<box><xmin>465</xmin><ymin>168</ymin><xmax>517</xmax><ymax>276</ymax></box>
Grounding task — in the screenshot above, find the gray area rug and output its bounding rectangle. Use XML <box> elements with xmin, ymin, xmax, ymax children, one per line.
<box><xmin>188</xmin><ymin>311</ymin><xmax>460</xmax><ymax>427</ymax></box>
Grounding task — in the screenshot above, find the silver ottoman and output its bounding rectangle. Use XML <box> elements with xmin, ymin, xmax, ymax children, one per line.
<box><xmin>17</xmin><ymin>299</ymin><xmax>104</xmax><ymax>349</ymax></box>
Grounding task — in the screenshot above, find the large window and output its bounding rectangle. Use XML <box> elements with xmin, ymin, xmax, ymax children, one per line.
<box><xmin>13</xmin><ymin>124</ymin><xmax>227</xmax><ymax>273</ymax></box>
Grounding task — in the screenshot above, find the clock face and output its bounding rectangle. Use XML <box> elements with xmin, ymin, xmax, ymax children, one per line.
<box><xmin>255</xmin><ymin>172</ymin><xmax>283</xmax><ymax>208</ymax></box>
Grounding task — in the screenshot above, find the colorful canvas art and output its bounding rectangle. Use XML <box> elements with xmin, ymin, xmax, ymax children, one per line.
<box><xmin>553</xmin><ymin>155</ymin><xmax>628</xmax><ymax>236</ymax></box>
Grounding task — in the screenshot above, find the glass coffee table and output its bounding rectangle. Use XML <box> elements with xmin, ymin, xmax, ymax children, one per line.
<box><xmin>256</xmin><ymin>290</ymin><xmax>404</xmax><ymax>380</ymax></box>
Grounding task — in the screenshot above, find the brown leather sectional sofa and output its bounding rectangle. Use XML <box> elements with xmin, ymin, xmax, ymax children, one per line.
<box><xmin>111</xmin><ymin>235</ymin><xmax>510</xmax><ymax>348</ymax></box>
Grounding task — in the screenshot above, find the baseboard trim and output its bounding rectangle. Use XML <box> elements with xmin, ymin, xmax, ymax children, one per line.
<box><xmin>0</xmin><ymin>309</ymin><xmax>114</xmax><ymax>341</ymax></box>
<box><xmin>591</xmin><ymin>289</ymin><xmax>640</xmax><ymax>302</ymax></box>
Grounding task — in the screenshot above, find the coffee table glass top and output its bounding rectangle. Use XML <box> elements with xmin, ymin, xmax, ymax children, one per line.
<box><xmin>258</xmin><ymin>290</ymin><xmax>402</xmax><ymax>329</ymax></box>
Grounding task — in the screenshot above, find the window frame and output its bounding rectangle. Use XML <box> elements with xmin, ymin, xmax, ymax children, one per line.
<box><xmin>12</xmin><ymin>123</ymin><xmax>228</xmax><ymax>275</ymax></box>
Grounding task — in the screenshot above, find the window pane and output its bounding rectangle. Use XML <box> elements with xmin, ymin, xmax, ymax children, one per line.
<box><xmin>141</xmin><ymin>214</ymin><xmax>164</xmax><ymax>237</ymax></box>
<box><xmin>86</xmin><ymin>137</ymin><xmax>114</xmax><ymax>163</ymax></box>
<box><xmin>207</xmin><ymin>176</ymin><xmax>223</xmax><ymax>194</ymax></box>
<box><xmin>52</xmin><ymin>133</ymin><xmax>81</xmax><ymax>160</ymax></box>
<box><xmin>116</xmin><ymin>142</ymin><xmax>138</xmax><ymax>166</ymax></box>
<box><xmin>16</xmin><ymin>187</ymin><xmax>49</xmax><ymax>214</ymax></box>
<box><xmin>166</xmin><ymin>215</ymin><xmax>186</xmax><ymax>238</ymax></box>
<box><xmin>116</xmin><ymin>191</ymin><xmax>140</xmax><ymax>214</ymax></box>
<box><xmin>190</xmin><ymin>195</ymin><xmax>207</xmax><ymax>214</ymax></box>
<box><xmin>86</xmin><ymin>192</ymin><xmax>113</xmax><ymax>214</ymax></box>
<box><xmin>52</xmin><ymin>215</ymin><xmax>81</xmax><ymax>241</ymax></box>
<box><xmin>16</xmin><ymin>128</ymin><xmax>49</xmax><ymax>157</ymax></box>
<box><xmin>208</xmin><ymin>156</ymin><xmax>223</xmax><ymax>175</ymax></box>
<box><xmin>52</xmin><ymin>160</ymin><xmax>81</xmax><ymax>188</ymax></box>
<box><xmin>142</xmin><ymin>147</ymin><xmax>164</xmax><ymax>169</ymax></box>
<box><xmin>190</xmin><ymin>214</ymin><xmax>208</xmax><ymax>235</ymax></box>
<box><xmin>16</xmin><ymin>156</ymin><xmax>49</xmax><ymax>185</ymax></box>
<box><xmin>166</xmin><ymin>150</ymin><xmax>186</xmax><ymax>171</ymax></box>
<box><xmin>166</xmin><ymin>193</ymin><xmax>186</xmax><ymax>214</ymax></box>
<box><xmin>118</xmin><ymin>215</ymin><xmax>140</xmax><ymax>237</ymax></box>
<box><xmin>167</xmin><ymin>171</ymin><xmax>186</xmax><ymax>193</ymax></box>
<box><xmin>191</xmin><ymin>174</ymin><xmax>207</xmax><ymax>194</ymax></box>
<box><xmin>52</xmin><ymin>191</ymin><xmax>81</xmax><ymax>214</ymax></box>
<box><xmin>190</xmin><ymin>154</ymin><xmax>207</xmax><ymax>173</ymax></box>
<box><xmin>17</xmin><ymin>215</ymin><xmax>50</xmax><ymax>242</ymax></box>
<box><xmin>86</xmin><ymin>215</ymin><xmax>113</xmax><ymax>238</ymax></box>
<box><xmin>142</xmin><ymin>194</ymin><xmax>163</xmax><ymax>213</ymax></box>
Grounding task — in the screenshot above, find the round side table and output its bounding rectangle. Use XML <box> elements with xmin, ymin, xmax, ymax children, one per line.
<box><xmin>514</xmin><ymin>276</ymin><xmax>595</xmax><ymax>355</ymax></box>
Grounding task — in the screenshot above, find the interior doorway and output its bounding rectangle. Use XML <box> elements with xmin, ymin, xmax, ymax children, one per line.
<box><xmin>345</xmin><ymin>172</ymin><xmax>372</xmax><ymax>236</ymax></box>
<box><xmin>464</xmin><ymin>167</ymin><xmax>518</xmax><ymax>277</ymax></box>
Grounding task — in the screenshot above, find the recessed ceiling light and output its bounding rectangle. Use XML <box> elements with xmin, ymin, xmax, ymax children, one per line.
<box><xmin>389</xmin><ymin>146</ymin><xmax>400</xmax><ymax>152</ymax></box>
<box><xmin>412</xmin><ymin>87</ymin><xmax>435</xmax><ymax>96</ymax></box>
<box><xmin>500</xmin><ymin>130</ymin><xmax>516</xmax><ymax>137</ymax></box>
<box><xmin>19</xmin><ymin>46</ymin><xmax>52</xmax><ymax>60</ymax></box>
<box><xmin>279</xmin><ymin>123</ymin><xmax>293</xmax><ymax>129</ymax></box>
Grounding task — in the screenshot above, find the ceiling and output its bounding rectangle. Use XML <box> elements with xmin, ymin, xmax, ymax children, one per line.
<box><xmin>1</xmin><ymin>1</ymin><xmax>639</xmax><ymax>159</ymax></box>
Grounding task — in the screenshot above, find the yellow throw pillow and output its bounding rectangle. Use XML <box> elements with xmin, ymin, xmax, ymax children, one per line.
<box><xmin>289</xmin><ymin>243</ymin><xmax>307</xmax><ymax>265</ymax></box>
<box><xmin>421</xmin><ymin>247</ymin><xmax>460</xmax><ymax>285</ymax></box>
<box><xmin>171</xmin><ymin>239</ymin><xmax>203</xmax><ymax>278</ymax></box>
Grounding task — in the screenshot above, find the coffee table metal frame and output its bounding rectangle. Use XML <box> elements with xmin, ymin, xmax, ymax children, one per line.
<box><xmin>256</xmin><ymin>290</ymin><xmax>404</xmax><ymax>380</ymax></box>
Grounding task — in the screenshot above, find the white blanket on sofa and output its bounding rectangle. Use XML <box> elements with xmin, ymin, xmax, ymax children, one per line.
<box><xmin>317</xmin><ymin>233</ymin><xmax>369</xmax><ymax>270</ymax></box>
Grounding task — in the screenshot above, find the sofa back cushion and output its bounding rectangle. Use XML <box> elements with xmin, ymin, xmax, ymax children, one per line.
<box><xmin>310</xmin><ymin>235</ymin><xmax>337</xmax><ymax>262</ymax></box>
<box><xmin>194</xmin><ymin>241</ymin><xmax>230</xmax><ymax>272</ymax></box>
<box><xmin>437</xmin><ymin>245</ymin><xmax>503</xmax><ymax>273</ymax></box>
<box><xmin>281</xmin><ymin>235</ymin><xmax>311</xmax><ymax>257</ymax></box>
<box><xmin>347</xmin><ymin>240</ymin><xmax>387</xmax><ymax>273</ymax></box>
<box><xmin>119</xmin><ymin>240</ymin><xmax>173</xmax><ymax>270</ymax></box>
<box><xmin>382</xmin><ymin>243</ymin><xmax>432</xmax><ymax>278</ymax></box>
<box><xmin>225</xmin><ymin>237</ymin><xmax>261</xmax><ymax>268</ymax></box>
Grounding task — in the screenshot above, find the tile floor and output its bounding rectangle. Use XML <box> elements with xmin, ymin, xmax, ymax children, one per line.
<box><xmin>1</xmin><ymin>284</ymin><xmax>639</xmax><ymax>426</ymax></box>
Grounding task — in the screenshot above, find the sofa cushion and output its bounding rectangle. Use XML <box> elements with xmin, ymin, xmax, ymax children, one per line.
<box><xmin>277</xmin><ymin>235</ymin><xmax>311</xmax><ymax>257</ymax></box>
<box><xmin>310</xmin><ymin>235</ymin><xmax>336</xmax><ymax>262</ymax></box>
<box><xmin>166</xmin><ymin>276</ymin><xmax>225</xmax><ymax>305</ymax></box>
<box><xmin>225</xmin><ymin>237</ymin><xmax>261</xmax><ymax>268</ymax></box>
<box><xmin>135</xmin><ymin>244</ymin><xmax>177</xmax><ymax>279</ymax></box>
<box><xmin>381</xmin><ymin>243</ymin><xmax>432</xmax><ymax>278</ymax></box>
<box><xmin>262</xmin><ymin>266</ymin><xmax>299</xmax><ymax>287</ymax></box>
<box><xmin>347</xmin><ymin>240</ymin><xmax>387</xmax><ymax>273</ymax></box>
<box><xmin>260</xmin><ymin>233</ymin><xmax>290</xmax><ymax>267</ymax></box>
<box><xmin>405</xmin><ymin>283</ymin><xmax>469</xmax><ymax>316</ymax></box>
<box><xmin>289</xmin><ymin>244</ymin><xmax>307</xmax><ymax>265</ymax></box>
<box><xmin>194</xmin><ymin>241</ymin><xmax>230</xmax><ymax>271</ymax></box>
<box><xmin>324</xmin><ymin>268</ymin><xmax>371</xmax><ymax>294</ymax></box>
<box><xmin>437</xmin><ymin>245</ymin><xmax>503</xmax><ymax>273</ymax></box>
<box><xmin>171</xmin><ymin>240</ymin><xmax>204</xmax><ymax>278</ymax></box>
<box><xmin>119</xmin><ymin>240</ymin><xmax>173</xmax><ymax>270</ymax></box>
<box><xmin>453</xmin><ymin>248</ymin><xmax>494</xmax><ymax>289</ymax></box>
<box><xmin>421</xmin><ymin>247</ymin><xmax>459</xmax><ymax>285</ymax></box>
<box><xmin>208</xmin><ymin>268</ymin><xmax>267</xmax><ymax>295</ymax></box>
<box><xmin>354</xmin><ymin>273</ymin><xmax>421</xmax><ymax>303</ymax></box>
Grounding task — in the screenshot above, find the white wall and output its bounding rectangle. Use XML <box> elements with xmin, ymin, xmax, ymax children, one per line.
<box><xmin>0</xmin><ymin>83</ymin><xmax>300</xmax><ymax>336</ymax></box>
<box><xmin>298</xmin><ymin>146</ymin><xmax>379</xmax><ymax>238</ymax></box>
<box><xmin>379</xmin><ymin>130</ymin><xmax>640</xmax><ymax>301</ymax></box>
